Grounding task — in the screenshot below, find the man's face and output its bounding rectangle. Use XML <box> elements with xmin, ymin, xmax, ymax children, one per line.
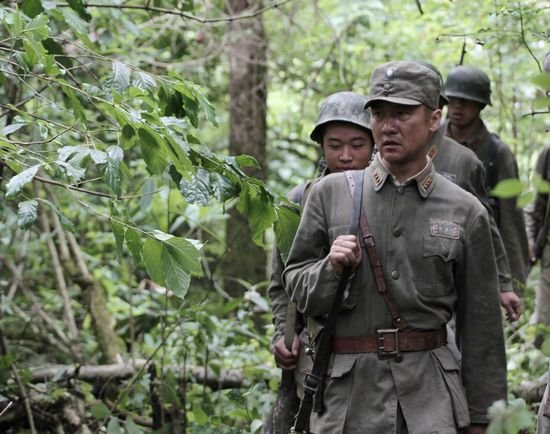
<box><xmin>321</xmin><ymin>122</ymin><xmax>373</xmax><ymax>172</ymax></box>
<box><xmin>369</xmin><ymin>101</ymin><xmax>441</xmax><ymax>171</ymax></box>
<box><xmin>446</xmin><ymin>97</ymin><xmax>483</xmax><ymax>128</ymax></box>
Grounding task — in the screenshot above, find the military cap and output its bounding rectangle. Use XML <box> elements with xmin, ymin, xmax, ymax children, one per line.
<box><xmin>310</xmin><ymin>91</ymin><xmax>371</xmax><ymax>143</ymax></box>
<box><xmin>364</xmin><ymin>60</ymin><xmax>441</xmax><ymax>110</ymax></box>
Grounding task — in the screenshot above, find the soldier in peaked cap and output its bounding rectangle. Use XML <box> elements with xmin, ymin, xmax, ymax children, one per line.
<box><xmin>268</xmin><ymin>91</ymin><xmax>374</xmax><ymax>433</ymax></box>
<box><xmin>283</xmin><ymin>61</ymin><xmax>506</xmax><ymax>433</ymax></box>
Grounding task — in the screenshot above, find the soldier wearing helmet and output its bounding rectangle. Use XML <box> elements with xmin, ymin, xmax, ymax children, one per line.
<box><xmin>442</xmin><ymin>65</ymin><xmax>530</xmax><ymax>298</ymax></box>
<box><xmin>523</xmin><ymin>49</ymin><xmax>550</xmax><ymax>434</ymax></box>
<box><xmin>415</xmin><ymin>61</ymin><xmax>521</xmax><ymax>321</ymax></box>
<box><xmin>268</xmin><ymin>91</ymin><xmax>373</xmax><ymax>432</ymax></box>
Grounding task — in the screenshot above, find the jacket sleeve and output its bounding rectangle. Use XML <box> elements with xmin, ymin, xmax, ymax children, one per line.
<box><xmin>282</xmin><ymin>180</ymin><xmax>343</xmax><ymax>318</ymax></box>
<box><xmin>455</xmin><ymin>208</ymin><xmax>508</xmax><ymax>424</ymax></box>
<box><xmin>525</xmin><ymin>146</ymin><xmax>550</xmax><ymax>244</ymax></box>
<box><xmin>494</xmin><ymin>143</ymin><xmax>530</xmax><ymax>288</ymax></box>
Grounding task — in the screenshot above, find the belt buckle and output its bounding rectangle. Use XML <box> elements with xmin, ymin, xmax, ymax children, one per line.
<box><xmin>376</xmin><ymin>328</ymin><xmax>402</xmax><ymax>361</ymax></box>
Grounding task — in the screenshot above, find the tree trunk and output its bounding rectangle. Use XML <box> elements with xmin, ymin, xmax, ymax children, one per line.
<box><xmin>223</xmin><ymin>0</ymin><xmax>268</xmax><ymax>297</ymax></box>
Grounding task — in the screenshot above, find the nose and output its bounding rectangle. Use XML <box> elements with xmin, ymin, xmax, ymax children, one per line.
<box><xmin>380</xmin><ymin>116</ymin><xmax>397</xmax><ymax>135</ymax></box>
<box><xmin>339</xmin><ymin>145</ymin><xmax>352</xmax><ymax>162</ymax></box>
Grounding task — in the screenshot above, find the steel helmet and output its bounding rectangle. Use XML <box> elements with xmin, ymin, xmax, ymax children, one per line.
<box><xmin>444</xmin><ymin>65</ymin><xmax>492</xmax><ymax>106</ymax></box>
<box><xmin>310</xmin><ymin>91</ymin><xmax>371</xmax><ymax>143</ymax></box>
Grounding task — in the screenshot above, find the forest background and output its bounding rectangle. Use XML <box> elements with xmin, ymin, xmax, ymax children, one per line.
<box><xmin>1</xmin><ymin>0</ymin><xmax>549</xmax><ymax>433</ymax></box>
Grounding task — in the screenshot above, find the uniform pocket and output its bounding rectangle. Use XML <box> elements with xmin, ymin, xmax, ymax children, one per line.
<box><xmin>417</xmin><ymin>237</ymin><xmax>460</xmax><ymax>298</ymax></box>
<box><xmin>432</xmin><ymin>347</ymin><xmax>470</xmax><ymax>429</ymax></box>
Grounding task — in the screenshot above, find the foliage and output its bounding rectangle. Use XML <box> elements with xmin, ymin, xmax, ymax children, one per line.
<box><xmin>0</xmin><ymin>0</ymin><xmax>549</xmax><ymax>432</ymax></box>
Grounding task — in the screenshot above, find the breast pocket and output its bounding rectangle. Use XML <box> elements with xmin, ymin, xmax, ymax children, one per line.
<box><xmin>417</xmin><ymin>236</ymin><xmax>460</xmax><ymax>298</ymax></box>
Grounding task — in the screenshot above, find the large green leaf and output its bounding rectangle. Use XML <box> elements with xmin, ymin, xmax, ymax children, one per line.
<box><xmin>138</xmin><ymin>127</ymin><xmax>167</xmax><ymax>175</ymax></box>
<box><xmin>21</xmin><ymin>0</ymin><xmax>44</xmax><ymax>18</ymax></box>
<box><xmin>274</xmin><ymin>204</ymin><xmax>301</xmax><ymax>262</ymax></box>
<box><xmin>125</xmin><ymin>227</ymin><xmax>143</xmax><ymax>265</ymax></box>
<box><xmin>6</xmin><ymin>164</ymin><xmax>41</xmax><ymax>198</ymax></box>
<box><xmin>180</xmin><ymin>168</ymin><xmax>210</xmax><ymax>205</ymax></box>
<box><xmin>143</xmin><ymin>238</ymin><xmax>165</xmax><ymax>286</ymax></box>
<box><xmin>490</xmin><ymin>179</ymin><xmax>525</xmax><ymax>199</ymax></box>
<box><xmin>113</xmin><ymin>61</ymin><xmax>131</xmax><ymax>93</ymax></box>
<box><xmin>66</xmin><ymin>0</ymin><xmax>92</xmax><ymax>21</ymax></box>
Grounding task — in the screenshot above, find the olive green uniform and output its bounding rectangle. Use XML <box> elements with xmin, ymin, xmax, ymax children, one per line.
<box><xmin>430</xmin><ymin>129</ymin><xmax>514</xmax><ymax>293</ymax></box>
<box><xmin>442</xmin><ymin>119</ymin><xmax>529</xmax><ymax>292</ymax></box>
<box><xmin>283</xmin><ymin>155</ymin><xmax>507</xmax><ymax>433</ymax></box>
<box><xmin>524</xmin><ymin>145</ymin><xmax>550</xmax><ymax>327</ymax></box>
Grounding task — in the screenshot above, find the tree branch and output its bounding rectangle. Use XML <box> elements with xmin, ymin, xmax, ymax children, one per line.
<box><xmin>77</xmin><ymin>0</ymin><xmax>293</xmax><ymax>24</ymax></box>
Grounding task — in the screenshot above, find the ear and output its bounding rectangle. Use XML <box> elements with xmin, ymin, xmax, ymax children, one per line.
<box><xmin>428</xmin><ymin>109</ymin><xmax>442</xmax><ymax>133</ymax></box>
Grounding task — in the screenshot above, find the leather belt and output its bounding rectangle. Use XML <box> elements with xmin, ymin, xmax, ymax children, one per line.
<box><xmin>331</xmin><ymin>327</ymin><xmax>447</xmax><ymax>360</ymax></box>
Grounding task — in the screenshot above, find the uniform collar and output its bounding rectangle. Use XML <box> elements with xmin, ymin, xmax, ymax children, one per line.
<box><xmin>369</xmin><ymin>154</ymin><xmax>436</xmax><ymax>198</ymax></box>
<box><xmin>427</xmin><ymin>128</ymin><xmax>444</xmax><ymax>160</ymax></box>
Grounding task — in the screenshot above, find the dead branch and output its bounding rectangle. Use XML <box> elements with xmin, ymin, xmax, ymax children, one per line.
<box><xmin>29</xmin><ymin>359</ymin><xmax>246</xmax><ymax>390</ymax></box>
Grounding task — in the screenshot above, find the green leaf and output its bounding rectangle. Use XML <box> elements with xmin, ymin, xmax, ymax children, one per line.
<box><xmin>138</xmin><ymin>127</ymin><xmax>167</xmax><ymax>175</ymax></box>
<box><xmin>89</xmin><ymin>402</ymin><xmax>110</xmax><ymax>419</ymax></box>
<box><xmin>6</xmin><ymin>164</ymin><xmax>40</xmax><ymax>198</ymax></box>
<box><xmin>110</xmin><ymin>218</ymin><xmax>125</xmax><ymax>259</ymax></box>
<box><xmin>24</xmin><ymin>14</ymin><xmax>50</xmax><ymax>40</ymax></box>
<box><xmin>22</xmin><ymin>38</ymin><xmax>47</xmax><ymax>67</ymax></box>
<box><xmin>0</xmin><ymin>123</ymin><xmax>25</xmax><ymax>136</ymax></box>
<box><xmin>105</xmin><ymin>160</ymin><xmax>122</xmax><ymax>195</ymax></box>
<box><xmin>235</xmin><ymin>154</ymin><xmax>260</xmax><ymax>169</ymax></box>
<box><xmin>22</xmin><ymin>0</ymin><xmax>44</xmax><ymax>18</ymax></box>
<box><xmin>274</xmin><ymin>204</ymin><xmax>301</xmax><ymax>262</ymax></box>
<box><xmin>250</xmin><ymin>419</ymin><xmax>263</xmax><ymax>433</ymax></box>
<box><xmin>160</xmin><ymin>136</ymin><xmax>193</xmax><ymax>179</ymax></box>
<box><xmin>531</xmin><ymin>72</ymin><xmax>550</xmax><ymax>90</ymax></box>
<box><xmin>211</xmin><ymin>172</ymin><xmax>236</xmax><ymax>201</ymax></box>
<box><xmin>17</xmin><ymin>199</ymin><xmax>38</xmax><ymax>230</ymax></box>
<box><xmin>143</xmin><ymin>238</ymin><xmax>165</xmax><ymax>286</ymax></box>
<box><xmin>113</xmin><ymin>61</ymin><xmax>131</xmax><ymax>93</ymax></box>
<box><xmin>490</xmin><ymin>178</ymin><xmax>524</xmax><ymax>199</ymax></box>
<box><xmin>133</xmin><ymin>71</ymin><xmax>156</xmax><ymax>90</ymax></box>
<box><xmin>180</xmin><ymin>168</ymin><xmax>210</xmax><ymax>205</ymax></box>
<box><xmin>106</xmin><ymin>417</ymin><xmax>121</xmax><ymax>434</ymax></box>
<box><xmin>124</xmin><ymin>417</ymin><xmax>141</xmax><ymax>434</ymax></box>
<box><xmin>61</xmin><ymin>86</ymin><xmax>87</xmax><ymax>123</ymax></box>
<box><xmin>125</xmin><ymin>227</ymin><xmax>143</xmax><ymax>265</ymax></box>
<box><xmin>66</xmin><ymin>0</ymin><xmax>92</xmax><ymax>21</ymax></box>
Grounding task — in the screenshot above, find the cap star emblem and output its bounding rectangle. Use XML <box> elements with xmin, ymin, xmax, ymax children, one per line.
<box><xmin>385</xmin><ymin>67</ymin><xmax>395</xmax><ymax>79</ymax></box>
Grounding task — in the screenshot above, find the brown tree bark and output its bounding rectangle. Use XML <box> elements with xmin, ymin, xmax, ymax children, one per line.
<box><xmin>223</xmin><ymin>0</ymin><xmax>268</xmax><ymax>297</ymax></box>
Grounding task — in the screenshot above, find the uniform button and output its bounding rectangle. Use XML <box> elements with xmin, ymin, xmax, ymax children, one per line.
<box><xmin>383</xmin><ymin>83</ymin><xmax>391</xmax><ymax>90</ymax></box>
<box><xmin>391</xmin><ymin>270</ymin><xmax>400</xmax><ymax>280</ymax></box>
<box><xmin>397</xmin><ymin>187</ymin><xmax>405</xmax><ymax>195</ymax></box>
<box><xmin>443</xmin><ymin>249</ymin><xmax>449</xmax><ymax>258</ymax></box>
<box><xmin>393</xmin><ymin>228</ymin><xmax>401</xmax><ymax>237</ymax></box>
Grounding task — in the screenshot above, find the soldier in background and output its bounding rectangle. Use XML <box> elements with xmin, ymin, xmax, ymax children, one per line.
<box><xmin>267</xmin><ymin>91</ymin><xmax>373</xmax><ymax>432</ymax></box>
<box><xmin>524</xmin><ymin>50</ymin><xmax>550</xmax><ymax>434</ymax></box>
<box><xmin>442</xmin><ymin>65</ymin><xmax>530</xmax><ymax>298</ymax></box>
<box><xmin>417</xmin><ymin>61</ymin><xmax>521</xmax><ymax>322</ymax></box>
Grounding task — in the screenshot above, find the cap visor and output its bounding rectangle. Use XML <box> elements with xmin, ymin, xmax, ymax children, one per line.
<box><xmin>364</xmin><ymin>96</ymin><xmax>422</xmax><ymax>109</ymax></box>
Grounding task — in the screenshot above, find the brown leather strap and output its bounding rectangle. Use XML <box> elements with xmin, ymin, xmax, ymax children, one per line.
<box><xmin>332</xmin><ymin>328</ymin><xmax>447</xmax><ymax>354</ymax></box>
<box><xmin>359</xmin><ymin>211</ymin><xmax>408</xmax><ymax>331</ymax></box>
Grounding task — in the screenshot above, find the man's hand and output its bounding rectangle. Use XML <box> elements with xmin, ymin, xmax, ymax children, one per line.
<box><xmin>273</xmin><ymin>335</ymin><xmax>300</xmax><ymax>370</ymax></box>
<box><xmin>500</xmin><ymin>291</ymin><xmax>522</xmax><ymax>322</ymax></box>
<box><xmin>329</xmin><ymin>235</ymin><xmax>362</xmax><ymax>275</ymax></box>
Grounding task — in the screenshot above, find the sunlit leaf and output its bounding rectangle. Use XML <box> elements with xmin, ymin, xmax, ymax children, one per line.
<box><xmin>17</xmin><ymin>199</ymin><xmax>38</xmax><ymax>230</ymax></box>
<box><xmin>113</xmin><ymin>61</ymin><xmax>131</xmax><ymax>93</ymax></box>
<box><xmin>490</xmin><ymin>179</ymin><xmax>525</xmax><ymax>199</ymax></box>
<box><xmin>6</xmin><ymin>164</ymin><xmax>40</xmax><ymax>198</ymax></box>
<box><xmin>274</xmin><ymin>204</ymin><xmax>301</xmax><ymax>262</ymax></box>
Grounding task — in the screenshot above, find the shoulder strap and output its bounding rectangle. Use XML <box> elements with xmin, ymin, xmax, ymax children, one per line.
<box><xmin>358</xmin><ymin>203</ymin><xmax>409</xmax><ymax>331</ymax></box>
<box><xmin>291</xmin><ymin>170</ymin><xmax>364</xmax><ymax>433</ymax></box>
